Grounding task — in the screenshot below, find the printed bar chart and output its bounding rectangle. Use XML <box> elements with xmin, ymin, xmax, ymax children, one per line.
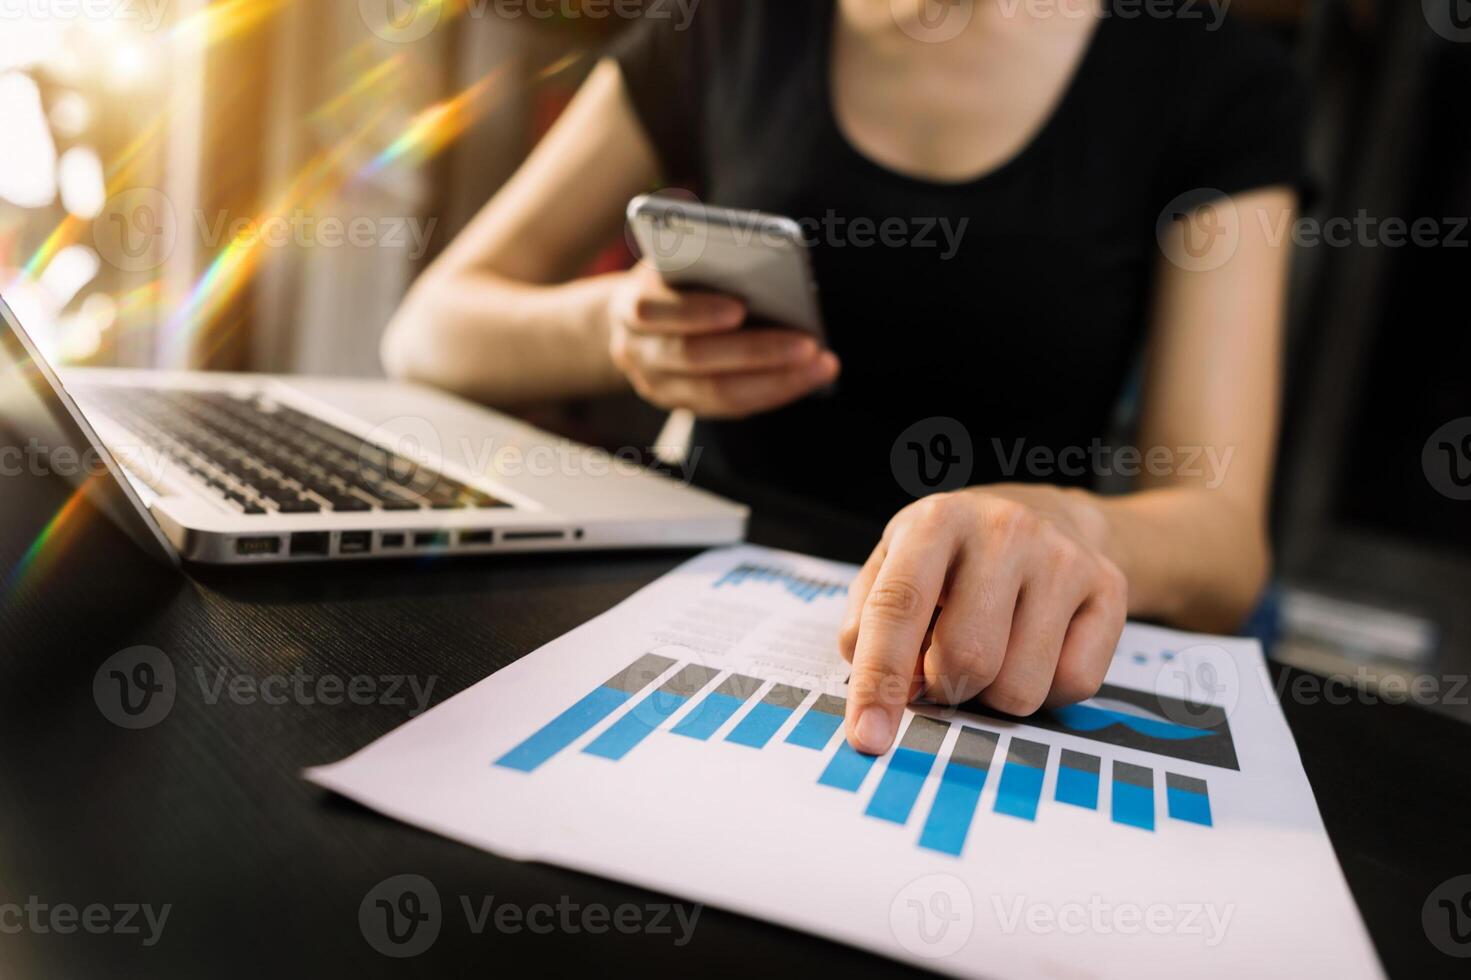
<box><xmin>494</xmin><ymin>653</ymin><xmax>676</xmax><ymax>772</ymax></box>
<box><xmin>865</xmin><ymin>717</ymin><xmax>948</xmax><ymax>824</ymax></box>
<box><xmin>1112</xmin><ymin>761</ymin><xmax>1156</xmax><ymax>831</ymax></box>
<box><xmin>497</xmin><ymin>655</ymin><xmax>1220</xmax><ymax>846</ymax></box>
<box><xmin>670</xmin><ymin>673</ymin><xmax>763</xmax><ymax>741</ymax></box>
<box><xmin>727</xmin><ymin>683</ymin><xmax>808</xmax><ymax>748</ymax></box>
<box><xmin>918</xmin><ymin>727</ymin><xmax>1000</xmax><ymax>856</ymax></box>
<box><xmin>584</xmin><ymin>664</ymin><xmax>721</xmax><ymax>760</ymax></box>
<box><xmin>786</xmin><ymin>695</ymin><xmax>847</xmax><ymax>750</ymax></box>
<box><xmin>1166</xmin><ymin>772</ymin><xmax>1213</xmax><ymax>826</ymax></box>
<box><xmin>818</xmin><ymin>741</ymin><xmax>880</xmax><ymax>792</ymax></box>
<box><xmin>1055</xmin><ymin>749</ymin><xmax>1102</xmax><ymax>810</ymax></box>
<box><xmin>713</xmin><ymin>563</ymin><xmax>849</xmax><ymax>603</ymax></box>
<box><xmin>994</xmin><ymin>738</ymin><xmax>1049</xmax><ymax>821</ymax></box>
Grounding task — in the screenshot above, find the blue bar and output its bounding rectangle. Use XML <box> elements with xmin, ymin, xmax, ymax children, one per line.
<box><xmin>670</xmin><ymin>691</ymin><xmax>746</xmax><ymax>741</ymax></box>
<box><xmin>1167</xmin><ymin>787</ymin><xmax>1212</xmax><ymax>826</ymax></box>
<box><xmin>994</xmin><ymin>739</ymin><xmax>1049</xmax><ymax>821</ymax></box>
<box><xmin>1166</xmin><ymin>774</ymin><xmax>1213</xmax><ymax>827</ymax></box>
<box><xmin>917</xmin><ymin>727</ymin><xmax>999</xmax><ymax>855</ymax></box>
<box><xmin>1055</xmin><ymin>751</ymin><xmax>1101</xmax><ymax>810</ymax></box>
<box><xmin>818</xmin><ymin>742</ymin><xmax>879</xmax><ymax>791</ymax></box>
<box><xmin>1055</xmin><ymin>766</ymin><xmax>1099</xmax><ymax>809</ymax></box>
<box><xmin>994</xmin><ymin>762</ymin><xmax>1045</xmax><ymax>820</ymax></box>
<box><xmin>864</xmin><ymin>717</ymin><xmax>948</xmax><ymax>823</ymax></box>
<box><xmin>1112</xmin><ymin>763</ymin><xmax>1156</xmax><ymax>831</ymax></box>
<box><xmin>787</xmin><ymin>709</ymin><xmax>841</xmax><ymax>748</ymax></box>
<box><xmin>918</xmin><ymin>764</ymin><xmax>988</xmax><ymax>856</ymax></box>
<box><xmin>726</xmin><ymin>702</ymin><xmax>794</xmax><ymax>748</ymax></box>
<box><xmin>495</xmin><ymin>686</ymin><xmax>631</xmax><ymax>772</ymax></box>
<box><xmin>785</xmin><ymin>696</ymin><xmax>846</xmax><ymax>750</ymax></box>
<box><xmin>865</xmin><ymin>748</ymin><xmax>938</xmax><ymax>824</ymax></box>
<box><xmin>583</xmin><ymin>689</ymin><xmax>690</xmax><ymax>761</ymax></box>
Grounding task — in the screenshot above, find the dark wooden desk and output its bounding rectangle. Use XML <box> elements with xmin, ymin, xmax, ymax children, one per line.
<box><xmin>1</xmin><ymin>472</ymin><xmax>1467</xmax><ymax>979</ymax></box>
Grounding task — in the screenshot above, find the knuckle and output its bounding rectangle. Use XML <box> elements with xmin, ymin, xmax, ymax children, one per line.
<box><xmin>1051</xmin><ymin>659</ymin><xmax>1105</xmax><ymax>705</ymax></box>
<box><xmin>912</xmin><ymin>492</ymin><xmax>962</xmax><ymax>528</ymax></box>
<box><xmin>1096</xmin><ymin>557</ymin><xmax>1129</xmax><ymax>605</ymax></box>
<box><xmin>1042</xmin><ymin>531</ymin><xmax>1081</xmax><ymax>572</ymax></box>
<box><xmin>848</xmin><ymin>662</ymin><xmax>909</xmax><ymax>707</ymax></box>
<box><xmin>933</xmin><ymin>627</ymin><xmax>999</xmax><ymax>674</ymax></box>
<box><xmin>864</xmin><ymin>577</ymin><xmax>926</xmax><ymax>618</ymax></box>
<box><xmin>985</xmin><ymin>683</ymin><xmax>1047</xmax><ymax>717</ymax></box>
<box><xmin>926</xmin><ymin>644</ymin><xmax>1000</xmax><ymax>698</ymax></box>
<box><xmin>985</xmin><ymin>498</ymin><xmax>1037</xmax><ymax>538</ymax></box>
<box><xmin>837</xmin><ymin>620</ymin><xmax>861</xmax><ymax>660</ymax></box>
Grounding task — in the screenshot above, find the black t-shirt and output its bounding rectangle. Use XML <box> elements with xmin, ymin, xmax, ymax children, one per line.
<box><xmin>610</xmin><ymin>0</ymin><xmax>1307</xmax><ymax>523</ymax></box>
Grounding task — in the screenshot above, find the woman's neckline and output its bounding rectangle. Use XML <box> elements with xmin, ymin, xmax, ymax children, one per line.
<box><xmin>812</xmin><ymin>0</ymin><xmax>1112</xmax><ymax>191</ymax></box>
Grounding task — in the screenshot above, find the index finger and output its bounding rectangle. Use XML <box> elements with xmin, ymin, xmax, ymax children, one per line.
<box><xmin>844</xmin><ymin>531</ymin><xmax>955</xmax><ymax>754</ymax></box>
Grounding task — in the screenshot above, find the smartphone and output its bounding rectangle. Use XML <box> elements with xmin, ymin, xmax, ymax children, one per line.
<box><xmin>626</xmin><ymin>193</ymin><xmax>826</xmax><ymax>342</ymax></box>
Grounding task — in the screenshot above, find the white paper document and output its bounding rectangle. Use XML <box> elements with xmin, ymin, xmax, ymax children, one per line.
<box><xmin>307</xmin><ymin>545</ymin><xmax>1382</xmax><ymax>978</ymax></box>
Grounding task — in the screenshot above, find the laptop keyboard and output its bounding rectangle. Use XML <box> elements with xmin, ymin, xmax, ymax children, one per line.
<box><xmin>78</xmin><ymin>386</ymin><xmax>511</xmax><ymax>516</ymax></box>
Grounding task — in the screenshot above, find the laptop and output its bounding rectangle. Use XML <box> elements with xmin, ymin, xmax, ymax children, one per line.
<box><xmin>0</xmin><ymin>293</ymin><xmax>746</xmax><ymax>565</ymax></box>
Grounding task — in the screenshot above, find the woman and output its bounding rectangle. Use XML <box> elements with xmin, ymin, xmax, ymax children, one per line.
<box><xmin>381</xmin><ymin>0</ymin><xmax>1305</xmax><ymax>755</ymax></box>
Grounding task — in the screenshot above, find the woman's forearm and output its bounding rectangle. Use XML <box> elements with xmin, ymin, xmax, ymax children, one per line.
<box><xmin>381</xmin><ymin>269</ymin><xmax>631</xmax><ymax>406</ymax></box>
<box><xmin>1087</xmin><ymin>487</ymin><xmax>1270</xmax><ymax>634</ymax></box>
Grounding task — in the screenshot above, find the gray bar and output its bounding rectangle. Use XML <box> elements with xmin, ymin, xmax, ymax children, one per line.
<box><xmin>715</xmin><ymin>673</ymin><xmax>764</xmax><ymax>700</ymax></box>
<box><xmin>899</xmin><ymin>715</ymin><xmax>949</xmax><ymax>754</ymax></box>
<box><xmin>1115</xmin><ymin>761</ymin><xmax>1154</xmax><ymax>789</ymax></box>
<box><xmin>809</xmin><ymin>694</ymin><xmax>847</xmax><ymax>717</ymax></box>
<box><xmin>1060</xmin><ymin>749</ymin><xmax>1101</xmax><ymax>774</ymax></box>
<box><xmin>1007</xmin><ymin>738</ymin><xmax>1050</xmax><ymax>770</ymax></box>
<box><xmin>763</xmin><ymin>684</ymin><xmax>808</xmax><ymax>710</ymax></box>
<box><xmin>1166</xmin><ymin>772</ymin><xmax>1208</xmax><ymax>795</ymax></box>
<box><xmin>605</xmin><ymin>654</ymin><xmax>677</xmax><ymax>694</ymax></box>
<box><xmin>949</xmin><ymin>727</ymin><xmax>1000</xmax><ymax>771</ymax></box>
<box><xmin>660</xmin><ymin>663</ymin><xmax>720</xmax><ymax>698</ymax></box>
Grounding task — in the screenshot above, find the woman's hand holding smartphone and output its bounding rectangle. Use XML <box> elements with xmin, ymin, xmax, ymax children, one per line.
<box><xmin>605</xmin><ymin>262</ymin><xmax>840</xmax><ymax>419</ymax></box>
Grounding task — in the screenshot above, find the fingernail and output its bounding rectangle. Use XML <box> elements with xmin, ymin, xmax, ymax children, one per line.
<box><xmin>854</xmin><ymin>708</ymin><xmax>895</xmax><ymax>754</ymax></box>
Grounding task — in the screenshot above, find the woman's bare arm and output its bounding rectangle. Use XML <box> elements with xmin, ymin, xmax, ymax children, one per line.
<box><xmin>381</xmin><ymin>59</ymin><xmax>838</xmax><ymax>413</ymax></box>
<box><xmin>380</xmin><ymin>60</ymin><xmax>657</xmax><ymax>404</ymax></box>
<box><xmin>1093</xmin><ymin>185</ymin><xmax>1295</xmax><ymax>632</ymax></box>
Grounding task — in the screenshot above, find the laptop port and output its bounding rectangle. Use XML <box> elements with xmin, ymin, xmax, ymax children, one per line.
<box><xmin>289</xmin><ymin>532</ymin><xmax>331</xmax><ymax>557</ymax></box>
<box><xmin>501</xmin><ymin>530</ymin><xmax>566</xmax><ymax>543</ymax></box>
<box><xmin>339</xmin><ymin>531</ymin><xmax>372</xmax><ymax>555</ymax></box>
<box><xmin>380</xmin><ymin>533</ymin><xmax>406</xmax><ymax>549</ymax></box>
<box><xmin>459</xmin><ymin>531</ymin><xmax>494</xmax><ymax>546</ymax></box>
<box><xmin>235</xmin><ymin>536</ymin><xmax>282</xmax><ymax>556</ymax></box>
<box><xmin>413</xmin><ymin>531</ymin><xmax>451</xmax><ymax>549</ymax></box>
